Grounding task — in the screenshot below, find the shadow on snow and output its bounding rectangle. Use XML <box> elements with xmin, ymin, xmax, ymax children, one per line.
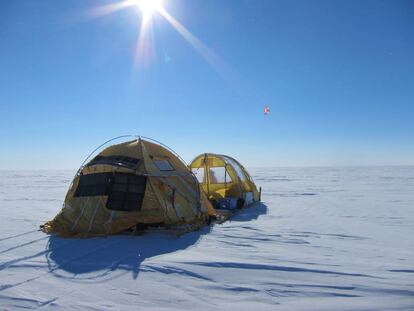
<box><xmin>45</xmin><ymin>202</ymin><xmax>268</xmax><ymax>281</ymax></box>
<box><xmin>230</xmin><ymin>202</ymin><xmax>268</xmax><ymax>222</ymax></box>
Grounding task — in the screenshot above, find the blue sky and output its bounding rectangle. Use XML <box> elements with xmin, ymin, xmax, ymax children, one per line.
<box><xmin>0</xmin><ymin>0</ymin><xmax>413</xmax><ymax>169</ymax></box>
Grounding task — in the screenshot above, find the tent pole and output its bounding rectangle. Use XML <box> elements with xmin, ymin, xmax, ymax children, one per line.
<box><xmin>224</xmin><ymin>163</ymin><xmax>228</xmax><ymax>196</ymax></box>
<box><xmin>204</xmin><ymin>153</ymin><xmax>210</xmax><ymax>198</ymax></box>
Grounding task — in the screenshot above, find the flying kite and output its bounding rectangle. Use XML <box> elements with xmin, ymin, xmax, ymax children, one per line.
<box><xmin>264</xmin><ymin>105</ymin><xmax>270</xmax><ymax>115</ymax></box>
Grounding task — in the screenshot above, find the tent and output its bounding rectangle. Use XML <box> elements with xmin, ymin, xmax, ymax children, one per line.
<box><xmin>42</xmin><ymin>137</ymin><xmax>216</xmax><ymax>237</ymax></box>
<box><xmin>189</xmin><ymin>153</ymin><xmax>260</xmax><ymax>210</ymax></box>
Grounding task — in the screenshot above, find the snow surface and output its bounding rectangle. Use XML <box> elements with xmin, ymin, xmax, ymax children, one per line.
<box><xmin>0</xmin><ymin>167</ymin><xmax>413</xmax><ymax>310</ymax></box>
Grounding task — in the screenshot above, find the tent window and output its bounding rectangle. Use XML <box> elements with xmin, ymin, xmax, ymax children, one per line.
<box><xmin>87</xmin><ymin>155</ymin><xmax>140</xmax><ymax>170</ymax></box>
<box><xmin>106</xmin><ymin>173</ymin><xmax>147</xmax><ymax>212</ymax></box>
<box><xmin>209</xmin><ymin>167</ymin><xmax>232</xmax><ymax>184</ymax></box>
<box><xmin>153</xmin><ymin>158</ymin><xmax>174</xmax><ymax>171</ymax></box>
<box><xmin>192</xmin><ymin>167</ymin><xmax>205</xmax><ymax>183</ymax></box>
<box><xmin>74</xmin><ymin>173</ymin><xmax>113</xmax><ymax>197</ymax></box>
<box><xmin>223</xmin><ymin>157</ymin><xmax>246</xmax><ymax>181</ymax></box>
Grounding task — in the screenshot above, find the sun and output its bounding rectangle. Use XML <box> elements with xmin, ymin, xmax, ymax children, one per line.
<box><xmin>133</xmin><ymin>0</ymin><xmax>164</xmax><ymax>18</ymax></box>
<box><xmin>87</xmin><ymin>0</ymin><xmax>225</xmax><ymax>69</ymax></box>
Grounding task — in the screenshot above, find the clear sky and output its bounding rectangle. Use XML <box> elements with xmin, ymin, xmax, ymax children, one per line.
<box><xmin>0</xmin><ymin>0</ymin><xmax>413</xmax><ymax>169</ymax></box>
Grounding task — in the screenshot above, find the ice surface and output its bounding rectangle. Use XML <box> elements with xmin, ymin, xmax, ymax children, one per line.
<box><xmin>0</xmin><ymin>167</ymin><xmax>413</xmax><ymax>310</ymax></box>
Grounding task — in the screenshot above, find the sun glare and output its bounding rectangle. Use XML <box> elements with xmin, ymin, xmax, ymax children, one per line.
<box><xmin>86</xmin><ymin>0</ymin><xmax>227</xmax><ymax>70</ymax></box>
<box><xmin>133</xmin><ymin>0</ymin><xmax>164</xmax><ymax>18</ymax></box>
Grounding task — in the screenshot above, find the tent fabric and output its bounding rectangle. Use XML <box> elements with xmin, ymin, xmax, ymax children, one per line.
<box><xmin>189</xmin><ymin>153</ymin><xmax>260</xmax><ymax>208</ymax></box>
<box><xmin>42</xmin><ymin>138</ymin><xmax>215</xmax><ymax>238</ymax></box>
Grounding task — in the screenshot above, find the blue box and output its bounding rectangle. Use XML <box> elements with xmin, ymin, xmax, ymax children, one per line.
<box><xmin>217</xmin><ymin>198</ymin><xmax>238</xmax><ymax>210</ymax></box>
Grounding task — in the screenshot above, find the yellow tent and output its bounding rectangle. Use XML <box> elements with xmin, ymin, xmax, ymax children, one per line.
<box><xmin>189</xmin><ymin>153</ymin><xmax>260</xmax><ymax>210</ymax></box>
<box><xmin>42</xmin><ymin>137</ymin><xmax>216</xmax><ymax>238</ymax></box>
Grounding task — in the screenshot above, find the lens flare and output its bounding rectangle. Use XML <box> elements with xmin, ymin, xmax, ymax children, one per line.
<box><xmin>133</xmin><ymin>0</ymin><xmax>163</xmax><ymax>18</ymax></box>
<box><xmin>87</xmin><ymin>0</ymin><xmax>163</xmax><ymax>20</ymax></box>
<box><xmin>85</xmin><ymin>0</ymin><xmax>234</xmax><ymax>73</ymax></box>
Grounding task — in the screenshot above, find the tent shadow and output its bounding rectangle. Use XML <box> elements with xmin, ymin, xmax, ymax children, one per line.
<box><xmin>230</xmin><ymin>201</ymin><xmax>268</xmax><ymax>222</ymax></box>
<box><xmin>45</xmin><ymin>202</ymin><xmax>267</xmax><ymax>282</ymax></box>
<box><xmin>46</xmin><ymin>226</ymin><xmax>211</xmax><ymax>281</ymax></box>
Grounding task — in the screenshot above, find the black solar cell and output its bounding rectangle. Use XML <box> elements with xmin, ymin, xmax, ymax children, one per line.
<box><xmin>74</xmin><ymin>172</ymin><xmax>147</xmax><ymax>212</ymax></box>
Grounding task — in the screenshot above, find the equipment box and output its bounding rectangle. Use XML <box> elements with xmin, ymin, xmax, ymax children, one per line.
<box><xmin>216</xmin><ymin>198</ymin><xmax>238</xmax><ymax>210</ymax></box>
